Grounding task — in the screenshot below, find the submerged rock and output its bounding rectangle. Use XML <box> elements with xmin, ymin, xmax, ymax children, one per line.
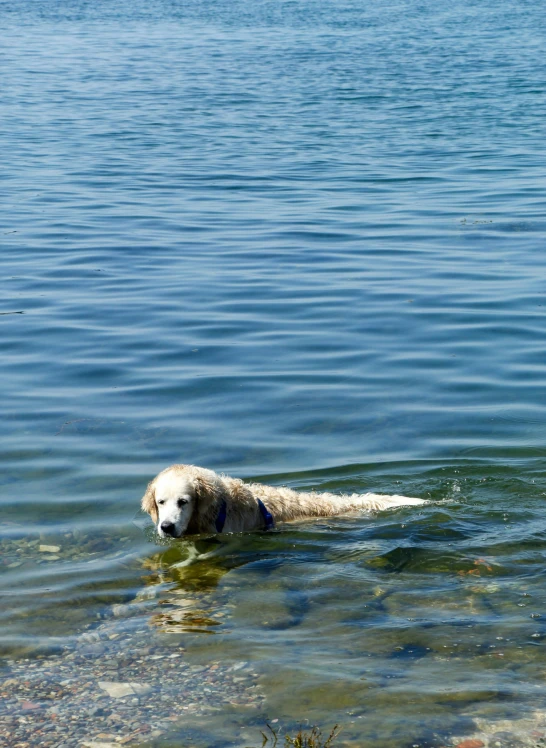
<box><xmin>98</xmin><ymin>681</ymin><xmax>153</xmax><ymax>698</ymax></box>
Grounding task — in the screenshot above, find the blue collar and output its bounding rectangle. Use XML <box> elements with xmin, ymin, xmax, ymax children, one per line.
<box><xmin>215</xmin><ymin>499</ymin><xmax>227</xmax><ymax>533</ymax></box>
<box><xmin>214</xmin><ymin>497</ymin><xmax>274</xmax><ymax>533</ymax></box>
<box><xmin>257</xmin><ymin>497</ymin><xmax>275</xmax><ymax>531</ymax></box>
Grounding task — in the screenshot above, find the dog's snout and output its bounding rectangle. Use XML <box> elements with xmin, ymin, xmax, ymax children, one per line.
<box><xmin>160</xmin><ymin>521</ymin><xmax>176</xmax><ymax>536</ymax></box>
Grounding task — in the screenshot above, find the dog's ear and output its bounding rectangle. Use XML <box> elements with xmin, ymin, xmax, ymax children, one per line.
<box><xmin>141</xmin><ymin>479</ymin><xmax>158</xmax><ymax>523</ymax></box>
<box><xmin>193</xmin><ymin>471</ymin><xmax>223</xmax><ymax>512</ymax></box>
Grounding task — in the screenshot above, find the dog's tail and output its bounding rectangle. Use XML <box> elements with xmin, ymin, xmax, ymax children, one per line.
<box><xmin>355</xmin><ymin>493</ymin><xmax>427</xmax><ymax>512</ymax></box>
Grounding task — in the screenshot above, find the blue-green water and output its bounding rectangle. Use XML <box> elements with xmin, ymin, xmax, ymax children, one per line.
<box><xmin>2</xmin><ymin>0</ymin><xmax>546</xmax><ymax>745</ymax></box>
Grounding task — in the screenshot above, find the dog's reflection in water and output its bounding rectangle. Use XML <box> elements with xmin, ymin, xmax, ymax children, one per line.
<box><xmin>141</xmin><ymin>537</ymin><xmax>241</xmax><ymax>634</ymax></box>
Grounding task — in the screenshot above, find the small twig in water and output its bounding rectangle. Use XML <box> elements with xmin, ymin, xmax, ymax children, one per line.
<box><xmin>261</xmin><ymin>723</ymin><xmax>280</xmax><ymax>747</ymax></box>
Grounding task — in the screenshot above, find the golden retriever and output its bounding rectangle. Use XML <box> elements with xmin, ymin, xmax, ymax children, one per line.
<box><xmin>141</xmin><ymin>464</ymin><xmax>427</xmax><ymax>538</ymax></box>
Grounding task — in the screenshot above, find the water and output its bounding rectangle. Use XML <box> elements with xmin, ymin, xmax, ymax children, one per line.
<box><xmin>2</xmin><ymin>0</ymin><xmax>546</xmax><ymax>745</ymax></box>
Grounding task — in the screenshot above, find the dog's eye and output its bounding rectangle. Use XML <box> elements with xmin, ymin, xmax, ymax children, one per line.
<box><xmin>157</xmin><ymin>499</ymin><xmax>165</xmax><ymax>505</ymax></box>
<box><xmin>177</xmin><ymin>498</ymin><xmax>188</xmax><ymax>507</ymax></box>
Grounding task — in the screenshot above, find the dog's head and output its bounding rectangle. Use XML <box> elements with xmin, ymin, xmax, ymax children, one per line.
<box><xmin>141</xmin><ymin>464</ymin><xmax>223</xmax><ymax>538</ymax></box>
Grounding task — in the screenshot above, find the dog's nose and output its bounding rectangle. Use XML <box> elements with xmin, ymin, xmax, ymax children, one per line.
<box><xmin>160</xmin><ymin>521</ymin><xmax>176</xmax><ymax>536</ymax></box>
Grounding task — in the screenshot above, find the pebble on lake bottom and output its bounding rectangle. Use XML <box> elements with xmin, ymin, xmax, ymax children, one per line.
<box><xmin>0</xmin><ymin>611</ymin><xmax>265</xmax><ymax>748</ymax></box>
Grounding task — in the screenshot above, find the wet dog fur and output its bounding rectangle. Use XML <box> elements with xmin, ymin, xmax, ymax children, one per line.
<box><xmin>141</xmin><ymin>464</ymin><xmax>427</xmax><ymax>539</ymax></box>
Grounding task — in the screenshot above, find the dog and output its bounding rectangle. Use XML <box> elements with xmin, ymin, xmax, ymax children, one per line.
<box><xmin>141</xmin><ymin>464</ymin><xmax>427</xmax><ymax>539</ymax></box>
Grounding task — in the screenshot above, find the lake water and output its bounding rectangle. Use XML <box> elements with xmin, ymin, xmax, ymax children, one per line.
<box><xmin>2</xmin><ymin>0</ymin><xmax>546</xmax><ymax>746</ymax></box>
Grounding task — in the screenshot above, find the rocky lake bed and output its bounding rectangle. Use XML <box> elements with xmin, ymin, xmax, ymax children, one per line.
<box><xmin>4</xmin><ymin>529</ymin><xmax>546</xmax><ymax>748</ymax></box>
<box><xmin>0</xmin><ymin>531</ymin><xmax>266</xmax><ymax>748</ymax></box>
<box><xmin>0</xmin><ymin>601</ymin><xmax>265</xmax><ymax>748</ymax></box>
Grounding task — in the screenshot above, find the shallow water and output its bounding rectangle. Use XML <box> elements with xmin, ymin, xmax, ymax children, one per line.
<box><xmin>2</xmin><ymin>0</ymin><xmax>546</xmax><ymax>745</ymax></box>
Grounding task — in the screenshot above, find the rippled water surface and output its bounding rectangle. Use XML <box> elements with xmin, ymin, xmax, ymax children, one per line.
<box><xmin>2</xmin><ymin>0</ymin><xmax>546</xmax><ymax>745</ymax></box>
